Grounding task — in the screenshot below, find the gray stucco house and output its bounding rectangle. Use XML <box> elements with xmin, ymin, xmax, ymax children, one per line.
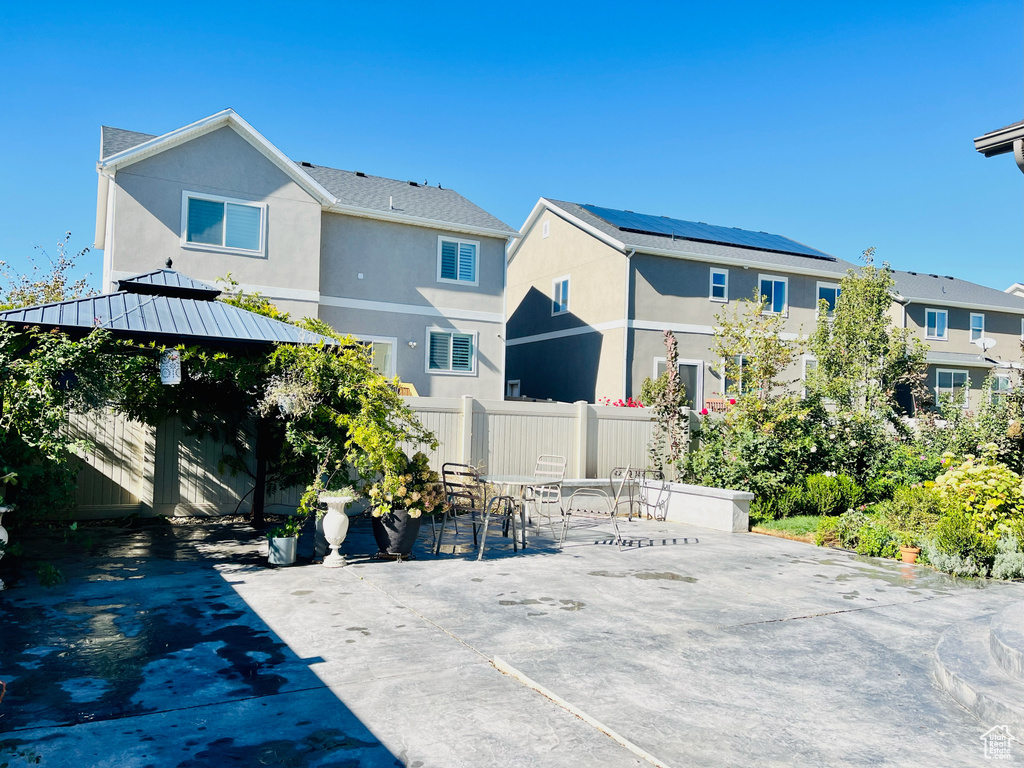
<box><xmin>94</xmin><ymin>109</ymin><xmax>517</xmax><ymax>398</ymax></box>
<box><xmin>506</xmin><ymin>197</ymin><xmax>1024</xmax><ymax>411</ymax></box>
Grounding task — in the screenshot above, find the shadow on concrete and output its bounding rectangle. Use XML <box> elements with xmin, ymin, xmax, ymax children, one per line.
<box><xmin>0</xmin><ymin>523</ymin><xmax>401</xmax><ymax>766</ymax></box>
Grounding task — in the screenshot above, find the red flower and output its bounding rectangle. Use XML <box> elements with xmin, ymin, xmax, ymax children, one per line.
<box><xmin>728</xmin><ymin>398</ymin><xmax>736</xmax><ymax>405</ymax></box>
<box><xmin>700</xmin><ymin>408</ymin><xmax>709</xmax><ymax>415</ymax></box>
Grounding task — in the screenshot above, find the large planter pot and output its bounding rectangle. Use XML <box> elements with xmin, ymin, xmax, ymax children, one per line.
<box><xmin>320</xmin><ymin>493</ymin><xmax>356</xmax><ymax>568</ymax></box>
<box><xmin>371</xmin><ymin>509</ymin><xmax>423</xmax><ymax>559</ymax></box>
<box><xmin>268</xmin><ymin>535</ymin><xmax>298</xmax><ymax>566</ymax></box>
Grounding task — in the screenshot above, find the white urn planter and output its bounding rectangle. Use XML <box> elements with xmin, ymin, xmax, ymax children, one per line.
<box><xmin>0</xmin><ymin>505</ymin><xmax>11</xmax><ymax>590</ymax></box>
<box><xmin>320</xmin><ymin>493</ymin><xmax>356</xmax><ymax>568</ymax></box>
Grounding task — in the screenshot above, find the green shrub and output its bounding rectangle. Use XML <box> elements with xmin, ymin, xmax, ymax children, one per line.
<box><xmin>864</xmin><ymin>444</ymin><xmax>944</xmax><ymax>501</ymax></box>
<box><xmin>932</xmin><ymin>446</ymin><xmax>1024</xmax><ymax>542</ymax></box>
<box><xmin>931</xmin><ymin>505</ymin><xmax>997</xmax><ymax>574</ymax></box>
<box><xmin>854</xmin><ymin>520</ymin><xmax>899</xmax><ymax>559</ymax></box>
<box><xmin>815</xmin><ymin>516</ymin><xmax>840</xmax><ymax>546</ymax></box>
<box><xmin>804</xmin><ymin>473</ymin><xmax>863</xmax><ymax>516</ymax></box>
<box><xmin>875</xmin><ymin>485</ymin><xmax>943</xmax><ymax>541</ymax></box>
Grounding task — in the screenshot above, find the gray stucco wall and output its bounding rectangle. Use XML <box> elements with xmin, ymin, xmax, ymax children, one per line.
<box><xmin>108</xmin><ymin>127</ymin><xmax>322</xmax><ymax>299</ymax></box>
<box><xmin>319</xmin><ymin>213</ymin><xmax>505</xmax><ymax>310</ymax></box>
<box><xmin>905</xmin><ymin>303</ymin><xmax>1023</xmax><ymax>359</ymax></box>
<box><xmin>318</xmin><ymin>304</ymin><xmax>502</xmax><ymax>398</ymax></box>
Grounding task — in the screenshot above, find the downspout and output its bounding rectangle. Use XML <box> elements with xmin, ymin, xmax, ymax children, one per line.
<box><xmin>621</xmin><ymin>248</ymin><xmax>635</xmax><ymax>399</ymax></box>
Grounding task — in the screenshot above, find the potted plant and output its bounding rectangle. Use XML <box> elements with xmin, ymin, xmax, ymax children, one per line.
<box><xmin>267</xmin><ymin>515</ymin><xmax>303</xmax><ymax>566</ymax></box>
<box><xmin>897</xmin><ymin>532</ymin><xmax>921</xmax><ymax>564</ymax></box>
<box><xmin>368</xmin><ymin>451</ymin><xmax>445</xmax><ymax>559</ymax></box>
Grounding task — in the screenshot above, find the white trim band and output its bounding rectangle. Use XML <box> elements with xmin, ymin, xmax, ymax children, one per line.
<box><xmin>320</xmin><ymin>295</ymin><xmax>503</xmax><ymax>324</ymax></box>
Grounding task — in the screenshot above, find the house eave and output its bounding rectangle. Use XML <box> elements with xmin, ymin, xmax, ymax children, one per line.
<box><xmin>973</xmin><ymin>123</ymin><xmax>1024</xmax><ymax>157</ymax></box>
<box><xmin>323</xmin><ymin>202</ymin><xmax>516</xmax><ymax>239</ymax></box>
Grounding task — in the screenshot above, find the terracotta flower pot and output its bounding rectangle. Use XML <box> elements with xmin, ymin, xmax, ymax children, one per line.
<box><xmin>900</xmin><ymin>546</ymin><xmax>921</xmax><ymax>564</ymax></box>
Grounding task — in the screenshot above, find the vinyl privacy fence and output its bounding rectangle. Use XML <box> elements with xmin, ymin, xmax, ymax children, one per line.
<box><xmin>69</xmin><ymin>398</ymin><xmax>685</xmax><ymax>518</ymax></box>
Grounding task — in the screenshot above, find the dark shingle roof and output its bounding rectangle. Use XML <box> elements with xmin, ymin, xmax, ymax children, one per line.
<box><xmin>547</xmin><ymin>199</ymin><xmax>859</xmax><ymax>275</ymax></box>
<box><xmin>98</xmin><ymin>124</ymin><xmax>515</xmax><ymax>234</ymax></box>
<box><xmin>893</xmin><ymin>271</ymin><xmax>1024</xmax><ymax>312</ymax></box>
<box><xmin>100</xmin><ymin>127</ymin><xmax>157</xmax><ymax>160</ymax></box>
<box><xmin>304</xmin><ymin>164</ymin><xmax>515</xmax><ymax>233</ymax></box>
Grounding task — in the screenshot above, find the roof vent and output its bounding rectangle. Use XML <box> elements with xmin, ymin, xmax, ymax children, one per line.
<box><xmin>355</xmin><ymin>171</ymin><xmax>366</xmax><ymax>178</ymax></box>
<box><xmin>908</xmin><ymin>271</ymin><xmax>917</xmax><ymax>275</ymax></box>
<box><xmin>408</xmin><ymin>181</ymin><xmax>419</xmax><ymax>187</ymax></box>
<box><xmin>929</xmin><ymin>273</ymin><xmax>939</xmax><ymax>278</ymax></box>
<box><xmin>945</xmin><ymin>275</ymin><xmax>954</xmax><ymax>280</ymax></box>
<box><xmin>299</xmin><ymin>161</ymin><xmax>313</xmax><ymax>168</ymax></box>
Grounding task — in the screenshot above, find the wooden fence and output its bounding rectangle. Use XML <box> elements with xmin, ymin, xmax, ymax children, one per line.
<box><xmin>69</xmin><ymin>398</ymin><xmax>685</xmax><ymax>518</ymax></box>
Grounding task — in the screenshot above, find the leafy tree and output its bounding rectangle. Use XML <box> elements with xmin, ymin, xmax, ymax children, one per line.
<box><xmin>807</xmin><ymin>249</ymin><xmax>927</xmax><ymax>417</ymax></box>
<box><xmin>713</xmin><ymin>290</ymin><xmax>805</xmax><ymax>401</ymax></box>
<box><xmin>217</xmin><ymin>273</ymin><xmax>292</xmax><ymax>323</ymax></box>
<box><xmin>0</xmin><ymin>232</ymin><xmax>95</xmax><ymax>310</ymax></box>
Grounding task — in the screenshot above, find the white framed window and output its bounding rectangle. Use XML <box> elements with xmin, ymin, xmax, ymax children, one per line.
<box><xmin>542</xmin><ymin>220</ymin><xmax>550</xmax><ymax>238</ymax></box>
<box><xmin>1020</xmin><ymin>317</ymin><xmax>1024</xmax><ymax>341</ymax></box>
<box><xmin>506</xmin><ymin>380</ymin><xmax>521</xmax><ymax>397</ymax></box>
<box><xmin>926</xmin><ymin>308</ymin><xmax>948</xmax><ymax>341</ymax></box>
<box><xmin>722</xmin><ymin>355</ymin><xmax>748</xmax><ymax>396</ymax></box>
<box><xmin>426</xmin><ymin>329</ymin><xmax>477</xmax><ymax>375</ymax></box>
<box><xmin>758</xmin><ymin>274</ymin><xmax>788</xmax><ymax>315</ymax></box>
<box><xmin>653</xmin><ymin>357</ymin><xmax>704</xmax><ymax>410</ymax></box>
<box><xmin>816</xmin><ymin>282</ymin><xmax>841</xmax><ymax>317</ymax></box>
<box><xmin>355</xmin><ymin>335</ymin><xmax>397</xmax><ymax>378</ymax></box>
<box><xmin>970</xmin><ymin>313</ymin><xmax>985</xmax><ymax>342</ymax></box>
<box><xmin>552</xmin><ymin>275</ymin><xmax>570</xmax><ymax>315</ymax></box>
<box><xmin>180</xmin><ymin>191</ymin><xmax>265</xmax><ymax>254</ymax></box>
<box><xmin>437</xmin><ymin>236</ymin><xmax>479</xmax><ymax>286</ymax></box>
<box><xmin>802</xmin><ymin>355</ymin><xmax>818</xmax><ymax>398</ymax></box>
<box><xmin>709</xmin><ymin>268</ymin><xmax>728</xmax><ymax>302</ymax></box>
<box><xmin>992</xmin><ymin>373</ymin><xmax>1012</xmax><ymax>405</ymax></box>
<box><xmin>936</xmin><ymin>368</ymin><xmax>969</xmax><ymax>410</ymax></box>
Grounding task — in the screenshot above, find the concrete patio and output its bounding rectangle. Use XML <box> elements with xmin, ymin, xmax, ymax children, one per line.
<box><xmin>1</xmin><ymin>513</ymin><xmax>1022</xmax><ymax>767</ymax></box>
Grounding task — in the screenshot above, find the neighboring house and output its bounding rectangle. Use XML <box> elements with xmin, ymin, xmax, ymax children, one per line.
<box><xmin>505</xmin><ymin>198</ymin><xmax>1024</xmax><ymax>412</ymax></box>
<box><xmin>892</xmin><ymin>270</ymin><xmax>1024</xmax><ymax>411</ymax></box>
<box><xmin>94</xmin><ymin>109</ymin><xmax>517</xmax><ymax>398</ymax></box>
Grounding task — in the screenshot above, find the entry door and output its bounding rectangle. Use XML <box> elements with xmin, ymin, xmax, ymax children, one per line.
<box><xmin>654</xmin><ymin>359</ymin><xmax>703</xmax><ymax>410</ymax></box>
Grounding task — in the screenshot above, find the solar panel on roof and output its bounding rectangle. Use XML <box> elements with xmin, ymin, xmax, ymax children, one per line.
<box><xmin>580</xmin><ymin>204</ymin><xmax>834</xmax><ymax>261</ymax></box>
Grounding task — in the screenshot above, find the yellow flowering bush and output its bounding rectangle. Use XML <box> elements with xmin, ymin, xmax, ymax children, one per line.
<box><xmin>931</xmin><ymin>445</ymin><xmax>1024</xmax><ymax>541</ymax></box>
<box><xmin>368</xmin><ymin>451</ymin><xmax>445</xmax><ymax>519</ymax></box>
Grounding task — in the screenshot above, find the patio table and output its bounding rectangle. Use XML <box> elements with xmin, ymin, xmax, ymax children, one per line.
<box><xmin>480</xmin><ymin>474</ymin><xmax>563</xmax><ymax>549</ymax></box>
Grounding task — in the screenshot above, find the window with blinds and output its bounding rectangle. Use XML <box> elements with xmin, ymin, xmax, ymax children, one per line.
<box><xmin>184</xmin><ymin>193</ymin><xmax>264</xmax><ymax>253</ymax></box>
<box><xmin>437</xmin><ymin>237</ymin><xmax>479</xmax><ymax>284</ymax></box>
<box><xmin>428</xmin><ymin>331</ymin><xmax>475</xmax><ymax>373</ymax></box>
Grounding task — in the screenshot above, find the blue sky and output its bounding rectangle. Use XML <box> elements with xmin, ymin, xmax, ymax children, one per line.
<box><xmin>1</xmin><ymin>1</ymin><xmax>1021</xmax><ymax>290</ymax></box>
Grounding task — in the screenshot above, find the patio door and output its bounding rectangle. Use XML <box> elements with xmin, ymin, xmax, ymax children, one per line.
<box><xmin>654</xmin><ymin>358</ymin><xmax>703</xmax><ymax>410</ymax></box>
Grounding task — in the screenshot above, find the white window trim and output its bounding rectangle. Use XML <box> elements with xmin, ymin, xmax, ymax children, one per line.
<box><xmin>815</xmin><ymin>281</ymin><xmax>841</xmax><ymax>317</ymax></box>
<box><xmin>1020</xmin><ymin>317</ymin><xmax>1024</xmax><ymax>342</ymax></box>
<box><xmin>652</xmin><ymin>357</ymin><xmax>704</xmax><ymax>409</ymax></box>
<box><xmin>552</xmin><ymin>275</ymin><xmax>571</xmax><ymax>316</ymax></box>
<box><xmin>758</xmin><ymin>273</ymin><xmax>789</xmax><ymax>316</ymax></box>
<box><xmin>506</xmin><ymin>379</ymin><xmax>521</xmax><ymax>397</ymax></box>
<box><xmin>179</xmin><ymin>190</ymin><xmax>266</xmax><ymax>256</ymax></box>
<box><xmin>354</xmin><ymin>334</ymin><xmax>398</xmax><ymax>378</ymax></box>
<box><xmin>801</xmin><ymin>354</ymin><xmax>817</xmax><ymax>397</ymax></box>
<box><xmin>970</xmin><ymin>312</ymin><xmax>985</xmax><ymax>342</ymax></box>
<box><xmin>720</xmin><ymin>355</ymin><xmax>747</xmax><ymax>396</ymax></box>
<box><xmin>709</xmin><ymin>268</ymin><xmax>729</xmax><ymax>303</ymax></box>
<box><xmin>436</xmin><ymin>235</ymin><xmax>480</xmax><ymax>287</ymax></box>
<box><xmin>926</xmin><ymin>308</ymin><xmax>948</xmax><ymax>341</ymax></box>
<box><xmin>935</xmin><ymin>368</ymin><xmax>970</xmax><ymax>410</ymax></box>
<box><xmin>425</xmin><ymin>327</ymin><xmax>479</xmax><ymax>376</ymax></box>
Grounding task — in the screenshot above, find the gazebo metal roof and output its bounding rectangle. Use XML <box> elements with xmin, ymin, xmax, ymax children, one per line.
<box><xmin>0</xmin><ymin>269</ymin><xmax>336</xmax><ymax>348</ymax></box>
